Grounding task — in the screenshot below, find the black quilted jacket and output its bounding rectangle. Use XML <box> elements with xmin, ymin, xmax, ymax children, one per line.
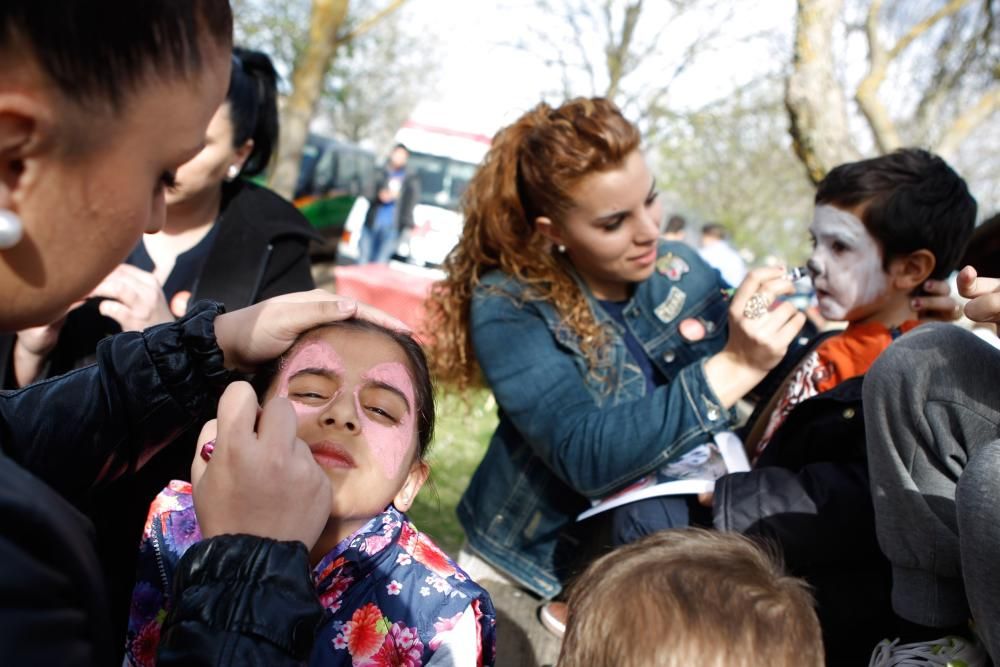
<box><xmin>0</xmin><ymin>303</ymin><xmax>322</xmax><ymax>665</ymax></box>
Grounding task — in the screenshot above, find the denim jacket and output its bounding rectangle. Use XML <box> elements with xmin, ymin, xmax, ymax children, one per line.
<box><xmin>458</xmin><ymin>241</ymin><xmax>736</xmax><ymax>597</ymax></box>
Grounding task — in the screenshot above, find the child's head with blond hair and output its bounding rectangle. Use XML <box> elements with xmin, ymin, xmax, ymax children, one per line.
<box><xmin>558</xmin><ymin>528</ymin><xmax>824</xmax><ymax>667</ymax></box>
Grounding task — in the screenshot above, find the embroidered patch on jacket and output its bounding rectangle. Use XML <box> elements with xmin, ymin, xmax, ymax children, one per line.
<box><xmin>655</xmin><ymin>286</ymin><xmax>686</xmax><ymax>323</ymax></box>
<box><xmin>657</xmin><ymin>253</ymin><xmax>690</xmax><ymax>281</ymax></box>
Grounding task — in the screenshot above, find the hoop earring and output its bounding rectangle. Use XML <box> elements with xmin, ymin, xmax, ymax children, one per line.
<box><xmin>0</xmin><ymin>209</ymin><xmax>24</xmax><ymax>249</ymax></box>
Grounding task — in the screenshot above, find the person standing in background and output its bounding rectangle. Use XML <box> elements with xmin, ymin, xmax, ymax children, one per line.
<box><xmin>699</xmin><ymin>222</ymin><xmax>748</xmax><ymax>287</ymax></box>
<box><xmin>662</xmin><ymin>214</ymin><xmax>687</xmax><ymax>242</ymax></box>
<box><xmin>359</xmin><ymin>143</ymin><xmax>420</xmax><ymax>264</ymax></box>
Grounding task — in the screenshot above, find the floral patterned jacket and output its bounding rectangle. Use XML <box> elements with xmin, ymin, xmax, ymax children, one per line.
<box><xmin>125</xmin><ymin>481</ymin><xmax>497</xmax><ymax>666</ymax></box>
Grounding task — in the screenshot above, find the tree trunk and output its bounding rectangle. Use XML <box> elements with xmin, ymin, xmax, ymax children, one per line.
<box><xmin>269</xmin><ymin>0</ymin><xmax>351</xmax><ymax>199</ymax></box>
<box><xmin>785</xmin><ymin>0</ymin><xmax>860</xmax><ymax>184</ymax></box>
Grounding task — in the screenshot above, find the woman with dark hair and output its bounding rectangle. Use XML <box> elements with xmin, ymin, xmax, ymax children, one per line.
<box><xmin>0</xmin><ymin>3</ymin><xmax>390</xmax><ymax>664</ymax></box>
<box><xmin>6</xmin><ymin>46</ymin><xmax>318</xmax><ymax>387</ymax></box>
<box><xmin>0</xmin><ymin>47</ymin><xmax>322</xmax><ymax>654</ymax></box>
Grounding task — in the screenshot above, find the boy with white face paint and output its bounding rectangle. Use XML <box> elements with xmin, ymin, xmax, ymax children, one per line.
<box><xmin>712</xmin><ymin>148</ymin><xmax>977</xmax><ymax>663</ymax></box>
<box><xmin>808</xmin><ymin>204</ymin><xmax>889</xmax><ymax>322</ymax></box>
<box><xmin>750</xmin><ymin>149</ymin><xmax>976</xmax><ymax>458</ymax></box>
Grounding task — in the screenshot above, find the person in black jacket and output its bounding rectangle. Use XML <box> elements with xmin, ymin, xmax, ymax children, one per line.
<box><xmin>0</xmin><ymin>3</ymin><xmax>397</xmax><ymax>664</ymax></box>
<box><xmin>4</xmin><ymin>45</ymin><xmax>318</xmax><ymax>388</ymax></box>
<box><xmin>0</xmin><ymin>45</ymin><xmax>322</xmax><ymax>654</ymax></box>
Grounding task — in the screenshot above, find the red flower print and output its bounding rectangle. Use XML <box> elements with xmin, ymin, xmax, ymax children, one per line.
<box><xmin>129</xmin><ymin>620</ymin><xmax>161</xmax><ymax>667</ymax></box>
<box><xmin>412</xmin><ymin>532</ymin><xmax>456</xmax><ymax>578</ymax></box>
<box><xmin>319</xmin><ymin>573</ymin><xmax>353</xmax><ymax>612</ymax></box>
<box><xmin>398</xmin><ymin>521</ymin><xmax>418</xmax><ymax>552</ymax></box>
<box><xmin>314</xmin><ymin>555</ymin><xmax>347</xmax><ymax>583</ymax></box>
<box><xmin>357</xmin><ymin>621</ymin><xmax>424</xmax><ymax>667</ymax></box>
<box><xmin>346</xmin><ymin>603</ymin><xmax>389</xmax><ymax>660</ymax></box>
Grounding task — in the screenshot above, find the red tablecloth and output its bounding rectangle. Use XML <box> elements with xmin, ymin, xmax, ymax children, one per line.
<box><xmin>333</xmin><ymin>263</ymin><xmax>438</xmax><ymax>334</ymax></box>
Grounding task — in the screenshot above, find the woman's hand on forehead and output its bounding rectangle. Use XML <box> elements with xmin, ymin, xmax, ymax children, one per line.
<box><xmin>214</xmin><ymin>290</ymin><xmax>410</xmax><ymax>373</ymax></box>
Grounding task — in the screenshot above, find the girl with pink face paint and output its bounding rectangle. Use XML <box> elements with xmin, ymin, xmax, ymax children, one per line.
<box><xmin>125</xmin><ymin>320</ymin><xmax>498</xmax><ymax>667</ymax></box>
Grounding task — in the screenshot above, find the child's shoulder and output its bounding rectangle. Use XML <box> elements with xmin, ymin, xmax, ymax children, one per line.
<box><xmin>142</xmin><ymin>480</ymin><xmax>194</xmax><ymax>531</ymax></box>
<box><xmin>141</xmin><ymin>480</ymin><xmax>200</xmax><ymax>557</ymax></box>
<box><xmin>392</xmin><ymin>516</ymin><xmax>491</xmax><ymax>602</ymax></box>
<box><xmin>318</xmin><ymin>514</ymin><xmax>496</xmax><ymax>666</ymax></box>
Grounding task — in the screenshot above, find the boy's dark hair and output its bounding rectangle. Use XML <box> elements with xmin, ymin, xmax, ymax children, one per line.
<box><xmin>228</xmin><ymin>47</ymin><xmax>279</xmax><ymax>177</ymax></box>
<box><xmin>558</xmin><ymin>529</ymin><xmax>824</xmax><ymax>667</ymax></box>
<box><xmin>252</xmin><ymin>319</ymin><xmax>436</xmax><ymax>458</ymax></box>
<box><xmin>665</xmin><ymin>215</ymin><xmax>686</xmax><ymax>234</ymax></box>
<box><xmin>816</xmin><ymin>148</ymin><xmax>977</xmax><ymax>280</ymax></box>
<box><xmin>0</xmin><ymin>1</ymin><xmax>233</xmax><ymax>110</ymax></box>
<box><xmin>701</xmin><ymin>222</ymin><xmax>728</xmax><ymax>239</ymax></box>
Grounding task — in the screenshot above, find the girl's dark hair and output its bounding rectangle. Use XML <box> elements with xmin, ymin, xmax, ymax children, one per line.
<box><xmin>252</xmin><ymin>320</ymin><xmax>436</xmax><ymax>458</ymax></box>
<box><xmin>0</xmin><ymin>1</ymin><xmax>233</xmax><ymax>110</ymax></box>
<box><xmin>228</xmin><ymin>47</ymin><xmax>279</xmax><ymax>177</ymax></box>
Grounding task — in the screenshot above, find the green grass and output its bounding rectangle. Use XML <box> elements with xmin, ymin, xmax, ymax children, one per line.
<box><xmin>408</xmin><ymin>388</ymin><xmax>497</xmax><ymax>556</ymax></box>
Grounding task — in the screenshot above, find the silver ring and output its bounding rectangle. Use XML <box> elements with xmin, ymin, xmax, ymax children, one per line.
<box><xmin>742</xmin><ymin>292</ymin><xmax>772</xmax><ymax>320</ymax></box>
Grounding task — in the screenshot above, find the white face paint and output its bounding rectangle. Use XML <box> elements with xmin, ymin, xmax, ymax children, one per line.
<box><xmin>808</xmin><ymin>205</ymin><xmax>888</xmax><ymax>322</ymax></box>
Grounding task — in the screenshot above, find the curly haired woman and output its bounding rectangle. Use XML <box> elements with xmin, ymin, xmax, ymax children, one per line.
<box><xmin>425</xmin><ymin>97</ymin><xmax>806</xmax><ymax>615</ymax></box>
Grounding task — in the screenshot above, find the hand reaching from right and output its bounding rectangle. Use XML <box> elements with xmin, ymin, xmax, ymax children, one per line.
<box><xmin>190</xmin><ymin>382</ymin><xmax>332</xmax><ymax>549</ymax></box>
<box><xmin>958</xmin><ymin>265</ymin><xmax>1000</xmax><ymax>325</ymax></box>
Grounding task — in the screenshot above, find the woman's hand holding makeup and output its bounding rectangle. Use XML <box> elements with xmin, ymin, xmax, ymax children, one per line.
<box><xmin>191</xmin><ymin>381</ymin><xmax>332</xmax><ymax>549</ymax></box>
<box><xmin>705</xmin><ymin>267</ymin><xmax>806</xmax><ymax>407</ymax></box>
<box><xmin>214</xmin><ymin>289</ymin><xmax>409</xmax><ymax>373</ymax></box>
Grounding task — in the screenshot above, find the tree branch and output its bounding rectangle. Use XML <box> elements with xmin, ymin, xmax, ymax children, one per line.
<box><xmin>936</xmin><ymin>87</ymin><xmax>1000</xmax><ymax>159</ymax></box>
<box><xmin>336</xmin><ymin>0</ymin><xmax>408</xmax><ymax>46</ymax></box>
<box><xmin>887</xmin><ymin>0</ymin><xmax>971</xmax><ymax>61</ymax></box>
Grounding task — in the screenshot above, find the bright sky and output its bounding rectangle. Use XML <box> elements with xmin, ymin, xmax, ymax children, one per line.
<box><xmin>403</xmin><ymin>0</ymin><xmax>796</xmax><ymax>136</ymax></box>
<box><xmin>391</xmin><ymin>0</ymin><xmax>997</xmax><ymax>215</ymax></box>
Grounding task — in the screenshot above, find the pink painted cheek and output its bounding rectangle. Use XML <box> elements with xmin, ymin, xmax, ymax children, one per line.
<box><xmin>358</xmin><ymin>362</ymin><xmax>417</xmax><ymax>480</ymax></box>
<box><xmin>355</xmin><ymin>394</ymin><xmax>413</xmax><ymax>479</ymax></box>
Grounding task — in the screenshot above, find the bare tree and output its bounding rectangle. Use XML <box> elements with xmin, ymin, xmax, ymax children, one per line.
<box><xmin>786</xmin><ymin>0</ymin><xmax>861</xmax><ymax>183</ymax></box>
<box><xmin>787</xmin><ymin>0</ymin><xmax>999</xmax><ymax>183</ymax></box>
<box><xmin>319</xmin><ymin>11</ymin><xmax>440</xmax><ymax>153</ymax></box>
<box><xmin>231</xmin><ymin>0</ymin><xmax>311</xmax><ymax>75</ymax></box>
<box><xmin>267</xmin><ymin>0</ymin><xmax>409</xmax><ymax>199</ymax></box>
<box><xmin>512</xmin><ymin>0</ymin><xmax>736</xmax><ymax>140</ymax></box>
<box><xmin>659</xmin><ymin>76</ymin><xmax>817</xmax><ymax>263</ymax></box>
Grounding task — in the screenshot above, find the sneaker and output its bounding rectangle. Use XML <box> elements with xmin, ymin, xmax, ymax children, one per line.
<box><xmin>868</xmin><ymin>636</ymin><xmax>989</xmax><ymax>667</ymax></box>
<box><xmin>538</xmin><ymin>601</ymin><xmax>567</xmax><ymax>639</ymax></box>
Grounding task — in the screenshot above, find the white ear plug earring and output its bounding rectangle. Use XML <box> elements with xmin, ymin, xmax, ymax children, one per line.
<box><xmin>0</xmin><ymin>209</ymin><xmax>24</xmax><ymax>249</ymax></box>
<box><xmin>226</xmin><ymin>165</ymin><xmax>240</xmax><ymax>181</ymax></box>
<box><xmin>557</xmin><ymin>244</ymin><xmax>566</xmax><ymax>253</ymax></box>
